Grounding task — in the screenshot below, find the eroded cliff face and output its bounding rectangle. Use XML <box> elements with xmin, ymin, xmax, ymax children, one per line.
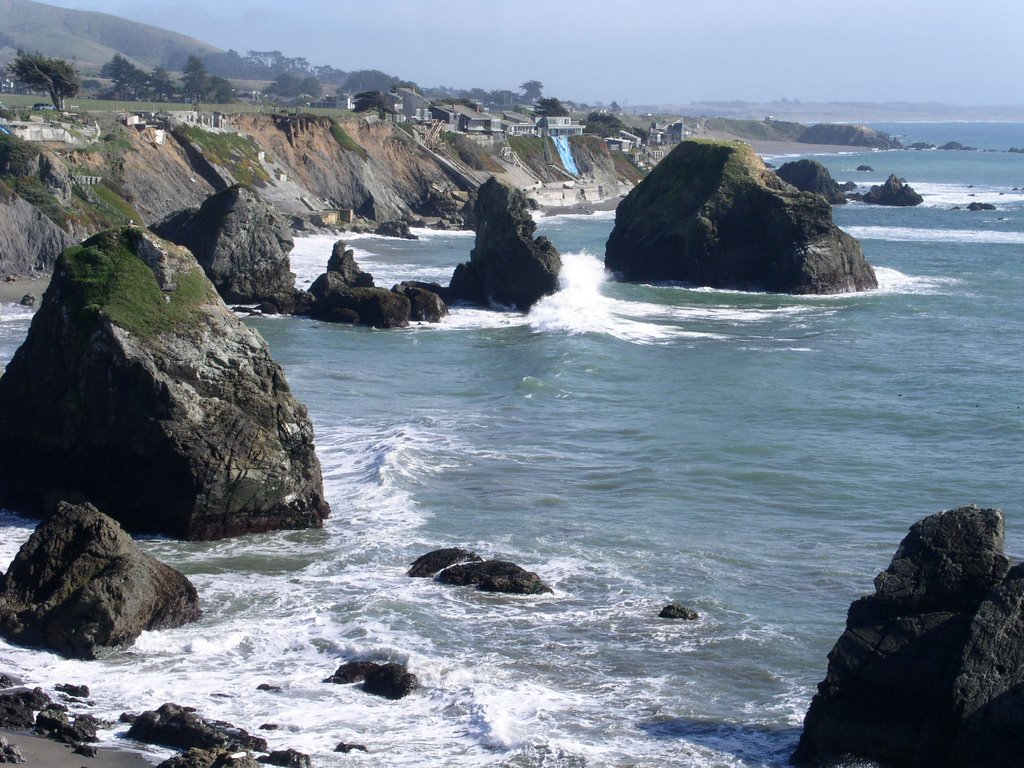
<box><xmin>233</xmin><ymin>114</ymin><xmax>469</xmax><ymax>223</ymax></box>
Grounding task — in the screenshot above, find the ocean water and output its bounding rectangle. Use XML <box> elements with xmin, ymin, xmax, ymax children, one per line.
<box><xmin>1</xmin><ymin>124</ymin><xmax>1023</xmax><ymax>767</ymax></box>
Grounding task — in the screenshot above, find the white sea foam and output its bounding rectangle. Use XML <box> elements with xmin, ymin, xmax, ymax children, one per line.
<box><xmin>845</xmin><ymin>225</ymin><xmax>1024</xmax><ymax>245</ymax></box>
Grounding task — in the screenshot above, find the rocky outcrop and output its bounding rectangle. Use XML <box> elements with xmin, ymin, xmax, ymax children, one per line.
<box><xmin>966</xmin><ymin>202</ymin><xmax>995</xmax><ymax>211</ymax></box>
<box><xmin>0</xmin><ymin>227</ymin><xmax>329</xmax><ymax>540</ymax></box>
<box><xmin>152</xmin><ymin>185</ymin><xmax>297</xmax><ymax>309</ymax></box>
<box><xmin>793</xmin><ymin>504</ymin><xmax>1024</xmax><ymax>768</ymax></box>
<box><xmin>0</xmin><ymin>502</ymin><xmax>200</xmax><ymax>659</ymax></box>
<box><xmin>305</xmin><ymin>241</ymin><xmax>446</xmax><ymax>327</ymax></box>
<box><xmin>449</xmin><ymin>177</ymin><xmax>562</xmax><ymax>310</ymax></box>
<box><xmin>325</xmin><ymin>661</ymin><xmax>418</xmax><ymax>699</ymax></box>
<box><xmin>604</xmin><ymin>140</ymin><xmax>877</xmax><ymax>294</ymax></box>
<box><xmin>407</xmin><ymin>548</ymin><xmax>483</xmax><ymax>577</ymax></box>
<box><xmin>127</xmin><ymin>703</ymin><xmax>268</xmax><ymax>753</ymax></box>
<box><xmin>0</xmin><ymin>190</ymin><xmax>75</xmax><ymax>277</ymax></box>
<box><xmin>775</xmin><ymin>159</ymin><xmax>847</xmax><ymax>204</ymax></box>
<box><xmin>436</xmin><ymin>560</ymin><xmax>553</xmax><ymax>595</ymax></box>
<box><xmin>374</xmin><ymin>220</ymin><xmax>418</xmax><ymax>240</ymax></box>
<box><xmin>858</xmin><ymin>174</ymin><xmax>924</xmax><ymax>206</ymax></box>
<box><xmin>658</xmin><ymin>603</ymin><xmax>698</xmax><ymax>620</ymax></box>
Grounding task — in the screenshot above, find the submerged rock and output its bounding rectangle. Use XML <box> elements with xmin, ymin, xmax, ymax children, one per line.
<box><xmin>859</xmin><ymin>174</ymin><xmax>924</xmax><ymax>206</ymax></box>
<box><xmin>775</xmin><ymin>159</ymin><xmax>847</xmax><ymax>205</ymax></box>
<box><xmin>448</xmin><ymin>177</ymin><xmax>562</xmax><ymax>310</ymax></box>
<box><xmin>324</xmin><ymin>661</ymin><xmax>418</xmax><ymax>699</ymax></box>
<box><xmin>153</xmin><ymin>185</ymin><xmax>298</xmax><ymax>308</ymax></box>
<box><xmin>658</xmin><ymin>603</ymin><xmax>699</xmax><ymax>620</ymax></box>
<box><xmin>0</xmin><ymin>502</ymin><xmax>200</xmax><ymax>659</ymax></box>
<box><xmin>437</xmin><ymin>560</ymin><xmax>553</xmax><ymax>595</ymax></box>
<box><xmin>604</xmin><ymin>140</ymin><xmax>876</xmax><ymax>294</ymax></box>
<box><xmin>0</xmin><ymin>227</ymin><xmax>330</xmax><ymax>540</ymax></box>
<box><xmin>793</xmin><ymin>504</ymin><xmax>1024</xmax><ymax>768</ymax></box>
<box><xmin>407</xmin><ymin>548</ymin><xmax>483</xmax><ymax>577</ymax></box>
<box><xmin>967</xmin><ymin>202</ymin><xmax>996</xmax><ymax>211</ymax></box>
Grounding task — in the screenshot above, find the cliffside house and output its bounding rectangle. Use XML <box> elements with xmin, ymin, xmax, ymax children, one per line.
<box><xmin>430</xmin><ymin>104</ymin><xmax>501</xmax><ymax>134</ymax></box>
<box><xmin>501</xmin><ymin>111</ymin><xmax>539</xmax><ymax>137</ymax></box>
<box><xmin>394</xmin><ymin>88</ymin><xmax>432</xmax><ymax>121</ymax></box>
<box><xmin>538</xmin><ymin>115</ymin><xmax>585</xmax><ymax>137</ymax></box>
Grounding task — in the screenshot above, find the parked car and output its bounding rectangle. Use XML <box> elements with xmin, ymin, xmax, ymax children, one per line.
<box><xmin>32</xmin><ymin>102</ymin><xmax>56</xmax><ymax>110</ymax></box>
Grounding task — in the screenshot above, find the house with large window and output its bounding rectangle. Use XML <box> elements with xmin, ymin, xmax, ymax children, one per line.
<box><xmin>537</xmin><ymin>115</ymin><xmax>585</xmax><ymax>137</ymax></box>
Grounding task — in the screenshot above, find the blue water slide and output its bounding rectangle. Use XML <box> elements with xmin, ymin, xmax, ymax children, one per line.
<box><xmin>552</xmin><ymin>136</ymin><xmax>579</xmax><ymax>176</ymax></box>
<box><xmin>0</xmin><ymin>125</ymin><xmax>11</xmax><ymax>135</ymax></box>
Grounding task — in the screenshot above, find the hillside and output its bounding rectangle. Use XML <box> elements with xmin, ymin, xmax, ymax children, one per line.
<box><xmin>0</xmin><ymin>0</ymin><xmax>220</xmax><ymax>71</ymax></box>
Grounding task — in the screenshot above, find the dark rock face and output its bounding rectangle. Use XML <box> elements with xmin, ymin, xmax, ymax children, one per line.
<box><xmin>392</xmin><ymin>282</ymin><xmax>448</xmax><ymax>323</ymax></box>
<box><xmin>407</xmin><ymin>548</ymin><xmax>483</xmax><ymax>578</ymax></box>
<box><xmin>0</xmin><ymin>227</ymin><xmax>329</xmax><ymax>540</ymax></box>
<box><xmin>308</xmin><ymin>272</ymin><xmax>411</xmax><ymax>328</ymax></box>
<box><xmin>157</xmin><ymin>748</ymin><xmax>262</xmax><ymax>768</ymax></box>
<box><xmin>127</xmin><ymin>703</ymin><xmax>268</xmax><ymax>753</ymax></box>
<box><xmin>363</xmin><ymin>663</ymin><xmax>419</xmax><ymax>700</ymax></box>
<box><xmin>0</xmin><ymin>191</ymin><xmax>76</xmax><ymax>278</ymax></box>
<box><xmin>325</xmin><ymin>241</ymin><xmax>374</xmax><ymax>288</ymax></box>
<box><xmin>324</xmin><ymin>661</ymin><xmax>418</xmax><ymax>699</ymax></box>
<box><xmin>605</xmin><ymin>140</ymin><xmax>877</xmax><ymax>294</ymax></box>
<box><xmin>258</xmin><ymin>749</ymin><xmax>312</xmax><ymax>768</ymax></box>
<box><xmin>860</xmin><ymin>174</ymin><xmax>924</xmax><ymax>206</ymax></box>
<box><xmin>792</xmin><ymin>505</ymin><xmax>1024</xmax><ymax>768</ymax></box>
<box><xmin>0</xmin><ymin>735</ymin><xmax>25</xmax><ymax>764</ymax></box>
<box><xmin>437</xmin><ymin>560</ymin><xmax>553</xmax><ymax>595</ymax></box>
<box><xmin>374</xmin><ymin>220</ymin><xmax>418</xmax><ymax>240</ymax></box>
<box><xmin>448</xmin><ymin>177</ymin><xmax>562</xmax><ymax>311</ymax></box>
<box><xmin>658</xmin><ymin>603</ymin><xmax>699</xmax><ymax>620</ymax></box>
<box><xmin>0</xmin><ymin>503</ymin><xmax>200</xmax><ymax>659</ymax></box>
<box><xmin>152</xmin><ymin>185</ymin><xmax>297</xmax><ymax>307</ymax></box>
<box><xmin>775</xmin><ymin>160</ymin><xmax>847</xmax><ymax>205</ymax></box>
<box><xmin>35</xmin><ymin>706</ymin><xmax>99</xmax><ymax>744</ymax></box>
<box><xmin>0</xmin><ymin>688</ymin><xmax>53</xmax><ymax>729</ymax></box>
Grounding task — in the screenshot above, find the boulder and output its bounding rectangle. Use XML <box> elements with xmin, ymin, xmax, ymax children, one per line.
<box><xmin>156</xmin><ymin>749</ymin><xmax>261</xmax><ymax>768</ymax></box>
<box><xmin>334</xmin><ymin>742</ymin><xmax>368</xmax><ymax>753</ymax></box>
<box><xmin>152</xmin><ymin>185</ymin><xmax>297</xmax><ymax>308</ymax></box>
<box><xmin>258</xmin><ymin>749</ymin><xmax>312</xmax><ymax>768</ymax></box>
<box><xmin>855</xmin><ymin>165</ymin><xmax>874</xmax><ymax>172</ymax></box>
<box><xmin>0</xmin><ymin>503</ymin><xmax>199</xmax><ymax>659</ymax></box>
<box><xmin>436</xmin><ymin>560</ymin><xmax>552</xmax><ymax>595</ymax></box>
<box><xmin>127</xmin><ymin>703</ymin><xmax>267</xmax><ymax>753</ymax></box>
<box><xmin>0</xmin><ymin>735</ymin><xmax>25</xmax><ymax>764</ymax></box>
<box><xmin>54</xmin><ymin>683</ymin><xmax>89</xmax><ymax>699</ymax></box>
<box><xmin>325</xmin><ymin>241</ymin><xmax>374</xmax><ymax>287</ymax></box>
<box><xmin>362</xmin><ymin>663</ymin><xmax>419</xmax><ymax>700</ymax></box>
<box><xmin>604</xmin><ymin>140</ymin><xmax>877</xmax><ymax>294</ymax></box>
<box><xmin>0</xmin><ymin>688</ymin><xmax>53</xmax><ymax>730</ymax></box>
<box><xmin>0</xmin><ymin>227</ymin><xmax>329</xmax><ymax>540</ymax></box>
<box><xmin>34</xmin><ymin>706</ymin><xmax>99</xmax><ymax>745</ymax></box>
<box><xmin>324</xmin><ymin>661</ymin><xmax>380</xmax><ymax>685</ymax></box>
<box><xmin>407</xmin><ymin>548</ymin><xmax>483</xmax><ymax>578</ymax></box>
<box><xmin>391</xmin><ymin>282</ymin><xmax>448</xmax><ymax>323</ymax></box>
<box><xmin>448</xmin><ymin>177</ymin><xmax>562</xmax><ymax>311</ymax></box>
<box><xmin>373</xmin><ymin>220</ymin><xmax>418</xmax><ymax>240</ymax></box>
<box><xmin>793</xmin><ymin>505</ymin><xmax>1024</xmax><ymax>768</ymax></box>
<box><xmin>966</xmin><ymin>202</ymin><xmax>996</xmax><ymax>211</ymax></box>
<box><xmin>860</xmin><ymin>174</ymin><xmax>924</xmax><ymax>206</ymax></box>
<box><xmin>775</xmin><ymin>159</ymin><xmax>847</xmax><ymax>204</ymax></box>
<box><xmin>308</xmin><ymin>272</ymin><xmax>411</xmax><ymax>328</ymax></box>
<box><xmin>658</xmin><ymin>603</ymin><xmax>699</xmax><ymax>620</ymax></box>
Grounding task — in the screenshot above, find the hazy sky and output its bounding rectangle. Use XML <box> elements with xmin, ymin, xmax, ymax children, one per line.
<box><xmin>43</xmin><ymin>0</ymin><xmax>1024</xmax><ymax>105</ymax></box>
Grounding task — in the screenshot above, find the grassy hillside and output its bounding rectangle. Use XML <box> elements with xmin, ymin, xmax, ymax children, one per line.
<box><xmin>0</xmin><ymin>0</ymin><xmax>220</xmax><ymax>72</ymax></box>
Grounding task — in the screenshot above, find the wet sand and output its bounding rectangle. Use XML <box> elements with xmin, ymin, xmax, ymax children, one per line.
<box><xmin>0</xmin><ymin>275</ymin><xmax>49</xmax><ymax>307</ymax></box>
<box><xmin>1</xmin><ymin>728</ymin><xmax>155</xmax><ymax>768</ymax></box>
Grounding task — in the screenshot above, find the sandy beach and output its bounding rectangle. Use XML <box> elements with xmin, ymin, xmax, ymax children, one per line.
<box><xmin>0</xmin><ymin>276</ymin><xmax>49</xmax><ymax>307</ymax></box>
<box><xmin>1</xmin><ymin>728</ymin><xmax>154</xmax><ymax>768</ymax></box>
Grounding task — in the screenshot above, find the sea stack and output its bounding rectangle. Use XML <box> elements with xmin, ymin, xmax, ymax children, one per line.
<box><xmin>793</xmin><ymin>505</ymin><xmax>1024</xmax><ymax>768</ymax></box>
<box><xmin>604</xmin><ymin>139</ymin><xmax>877</xmax><ymax>294</ymax></box>
<box><xmin>152</xmin><ymin>184</ymin><xmax>299</xmax><ymax>310</ymax></box>
<box><xmin>448</xmin><ymin>177</ymin><xmax>562</xmax><ymax>310</ymax></box>
<box><xmin>0</xmin><ymin>226</ymin><xmax>329</xmax><ymax>540</ymax></box>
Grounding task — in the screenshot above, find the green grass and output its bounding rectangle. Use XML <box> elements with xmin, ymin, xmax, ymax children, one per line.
<box><xmin>704</xmin><ymin>118</ymin><xmax>804</xmax><ymax>142</ymax></box>
<box><xmin>61</xmin><ymin>228</ymin><xmax>212</xmax><ymax>342</ymax></box>
<box><xmin>91</xmin><ymin>181</ymin><xmax>143</xmax><ymax>224</ymax></box>
<box><xmin>610</xmin><ymin>151</ymin><xmax>645</xmax><ymax>183</ymax></box>
<box><xmin>175</xmin><ymin>124</ymin><xmax>269</xmax><ymax>186</ymax></box>
<box><xmin>328</xmin><ymin>120</ymin><xmax>368</xmax><ymax>158</ymax></box>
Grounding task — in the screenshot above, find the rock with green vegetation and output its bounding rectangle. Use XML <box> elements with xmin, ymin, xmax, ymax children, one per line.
<box><xmin>448</xmin><ymin>177</ymin><xmax>562</xmax><ymax>311</ymax></box>
<box><xmin>0</xmin><ymin>501</ymin><xmax>200</xmax><ymax>659</ymax></box>
<box><xmin>152</xmin><ymin>184</ymin><xmax>298</xmax><ymax>310</ymax></box>
<box><xmin>797</xmin><ymin>123</ymin><xmax>901</xmax><ymax>149</ymax></box>
<box><xmin>604</xmin><ymin>139</ymin><xmax>877</xmax><ymax>294</ymax></box>
<box><xmin>775</xmin><ymin>159</ymin><xmax>847</xmax><ymax>205</ymax></box>
<box><xmin>0</xmin><ymin>226</ymin><xmax>330</xmax><ymax>540</ymax></box>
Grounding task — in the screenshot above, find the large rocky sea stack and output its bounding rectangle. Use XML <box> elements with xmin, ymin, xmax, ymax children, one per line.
<box><xmin>604</xmin><ymin>140</ymin><xmax>877</xmax><ymax>294</ymax></box>
<box><xmin>448</xmin><ymin>177</ymin><xmax>562</xmax><ymax>311</ymax></box>
<box><xmin>152</xmin><ymin>184</ymin><xmax>297</xmax><ymax>308</ymax></box>
<box><xmin>0</xmin><ymin>226</ymin><xmax>329</xmax><ymax>540</ymax></box>
<box><xmin>0</xmin><ymin>502</ymin><xmax>200</xmax><ymax>658</ymax></box>
<box><xmin>793</xmin><ymin>504</ymin><xmax>1024</xmax><ymax>768</ymax></box>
